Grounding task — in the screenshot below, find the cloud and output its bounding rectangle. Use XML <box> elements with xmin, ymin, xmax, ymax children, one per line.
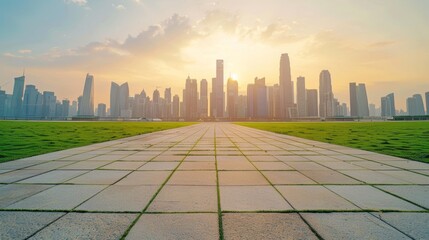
<box><xmin>113</xmin><ymin>4</ymin><xmax>126</xmax><ymax>10</ymax></box>
<box><xmin>65</xmin><ymin>0</ymin><xmax>87</xmax><ymax>6</ymax></box>
<box><xmin>18</xmin><ymin>49</ymin><xmax>32</xmax><ymax>54</ymax></box>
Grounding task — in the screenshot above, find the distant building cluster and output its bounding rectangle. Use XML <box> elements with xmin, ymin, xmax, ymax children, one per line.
<box><xmin>1</xmin><ymin>53</ymin><xmax>429</xmax><ymax>120</ymax></box>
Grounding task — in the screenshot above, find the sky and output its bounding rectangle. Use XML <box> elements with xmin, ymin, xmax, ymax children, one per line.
<box><xmin>1</xmin><ymin>0</ymin><xmax>428</xmax><ymax>110</ymax></box>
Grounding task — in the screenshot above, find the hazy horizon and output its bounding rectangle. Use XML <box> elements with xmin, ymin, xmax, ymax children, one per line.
<box><xmin>1</xmin><ymin>0</ymin><xmax>428</xmax><ymax>110</ymax></box>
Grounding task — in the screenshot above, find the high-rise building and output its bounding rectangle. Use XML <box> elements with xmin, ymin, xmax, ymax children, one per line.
<box><xmin>43</xmin><ymin>91</ymin><xmax>57</xmax><ymax>118</ymax></box>
<box><xmin>319</xmin><ymin>70</ymin><xmax>334</xmax><ymax>118</ymax></box>
<box><xmin>369</xmin><ymin>104</ymin><xmax>377</xmax><ymax>117</ymax></box>
<box><xmin>247</xmin><ymin>77</ymin><xmax>268</xmax><ymax>119</ymax></box>
<box><xmin>0</xmin><ymin>89</ymin><xmax>6</xmax><ymax>117</ymax></box>
<box><xmin>425</xmin><ymin>92</ymin><xmax>429</xmax><ymax>115</ymax></box>
<box><xmin>11</xmin><ymin>75</ymin><xmax>25</xmax><ymax>118</ymax></box>
<box><xmin>296</xmin><ymin>76</ymin><xmax>306</xmax><ymax>117</ymax></box>
<box><xmin>199</xmin><ymin>79</ymin><xmax>208</xmax><ymax>118</ymax></box>
<box><xmin>306</xmin><ymin>89</ymin><xmax>318</xmax><ymax>117</ymax></box>
<box><xmin>381</xmin><ymin>93</ymin><xmax>395</xmax><ymax>117</ymax></box>
<box><xmin>22</xmin><ymin>85</ymin><xmax>43</xmax><ymax>118</ymax></box>
<box><xmin>69</xmin><ymin>101</ymin><xmax>78</xmax><ymax>117</ymax></box>
<box><xmin>61</xmin><ymin>99</ymin><xmax>70</xmax><ymax>118</ymax></box>
<box><xmin>267</xmin><ymin>84</ymin><xmax>281</xmax><ymax>119</ymax></box>
<box><xmin>164</xmin><ymin>88</ymin><xmax>172</xmax><ymax>119</ymax></box>
<box><xmin>97</xmin><ymin>103</ymin><xmax>106</xmax><ymax>117</ymax></box>
<box><xmin>279</xmin><ymin>53</ymin><xmax>294</xmax><ymax>119</ymax></box>
<box><xmin>79</xmin><ymin>74</ymin><xmax>94</xmax><ymax>116</ymax></box>
<box><xmin>349</xmin><ymin>82</ymin><xmax>369</xmax><ymax>117</ymax></box>
<box><xmin>183</xmin><ymin>76</ymin><xmax>198</xmax><ymax>120</ymax></box>
<box><xmin>172</xmin><ymin>94</ymin><xmax>180</xmax><ymax>119</ymax></box>
<box><xmin>110</xmin><ymin>82</ymin><xmax>129</xmax><ymax>118</ymax></box>
<box><xmin>153</xmin><ymin>89</ymin><xmax>160</xmax><ymax>118</ymax></box>
<box><xmin>237</xmin><ymin>95</ymin><xmax>247</xmax><ymax>119</ymax></box>
<box><xmin>227</xmin><ymin>78</ymin><xmax>238</xmax><ymax>119</ymax></box>
<box><xmin>407</xmin><ymin>94</ymin><xmax>425</xmax><ymax>116</ymax></box>
<box><xmin>210</xmin><ymin>60</ymin><xmax>224</xmax><ymax>118</ymax></box>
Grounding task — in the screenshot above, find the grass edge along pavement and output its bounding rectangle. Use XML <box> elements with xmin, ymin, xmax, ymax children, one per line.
<box><xmin>0</xmin><ymin>121</ymin><xmax>195</xmax><ymax>163</ymax></box>
<box><xmin>235</xmin><ymin>122</ymin><xmax>429</xmax><ymax>163</ymax></box>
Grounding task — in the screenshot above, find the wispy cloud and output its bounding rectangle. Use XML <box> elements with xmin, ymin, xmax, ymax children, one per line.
<box><xmin>18</xmin><ymin>49</ymin><xmax>32</xmax><ymax>54</ymax></box>
<box><xmin>65</xmin><ymin>0</ymin><xmax>87</xmax><ymax>6</ymax></box>
<box><xmin>113</xmin><ymin>4</ymin><xmax>126</xmax><ymax>10</ymax></box>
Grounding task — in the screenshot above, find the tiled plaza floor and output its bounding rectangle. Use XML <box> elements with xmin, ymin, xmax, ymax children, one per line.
<box><xmin>0</xmin><ymin>123</ymin><xmax>428</xmax><ymax>239</ymax></box>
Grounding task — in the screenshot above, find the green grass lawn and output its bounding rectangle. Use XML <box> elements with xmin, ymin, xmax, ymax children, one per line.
<box><xmin>0</xmin><ymin>121</ymin><xmax>194</xmax><ymax>163</ymax></box>
<box><xmin>236</xmin><ymin>122</ymin><xmax>429</xmax><ymax>163</ymax></box>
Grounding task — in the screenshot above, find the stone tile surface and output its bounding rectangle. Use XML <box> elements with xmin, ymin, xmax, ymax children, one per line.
<box><xmin>126</xmin><ymin>214</ymin><xmax>218</xmax><ymax>240</ymax></box>
<box><xmin>302</xmin><ymin>213</ymin><xmax>410</xmax><ymax>239</ymax></box>
<box><xmin>0</xmin><ymin>211</ymin><xmax>64</xmax><ymax>240</ymax></box>
<box><xmin>223</xmin><ymin>213</ymin><xmax>318</xmax><ymax>240</ymax></box>
<box><xmin>31</xmin><ymin>213</ymin><xmax>136</xmax><ymax>240</ymax></box>
<box><xmin>1</xmin><ymin>123</ymin><xmax>429</xmax><ymax>239</ymax></box>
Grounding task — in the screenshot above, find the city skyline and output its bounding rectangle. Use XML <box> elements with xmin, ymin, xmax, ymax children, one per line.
<box><xmin>1</xmin><ymin>55</ymin><xmax>428</xmax><ymax>120</ymax></box>
<box><xmin>1</xmin><ymin>1</ymin><xmax>429</xmax><ymax>110</ymax></box>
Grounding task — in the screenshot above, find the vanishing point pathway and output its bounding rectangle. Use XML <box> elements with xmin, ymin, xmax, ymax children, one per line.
<box><xmin>0</xmin><ymin>123</ymin><xmax>428</xmax><ymax>239</ymax></box>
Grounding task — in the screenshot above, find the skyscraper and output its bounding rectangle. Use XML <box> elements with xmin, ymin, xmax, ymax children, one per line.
<box><xmin>164</xmin><ymin>88</ymin><xmax>172</xmax><ymax>119</ymax></box>
<box><xmin>199</xmin><ymin>79</ymin><xmax>208</xmax><ymax>118</ymax></box>
<box><xmin>11</xmin><ymin>75</ymin><xmax>25</xmax><ymax>118</ymax></box>
<box><xmin>247</xmin><ymin>77</ymin><xmax>268</xmax><ymax>119</ymax></box>
<box><xmin>296</xmin><ymin>76</ymin><xmax>306</xmax><ymax>117</ymax></box>
<box><xmin>319</xmin><ymin>70</ymin><xmax>334</xmax><ymax>118</ymax></box>
<box><xmin>425</xmin><ymin>92</ymin><xmax>429</xmax><ymax>115</ymax></box>
<box><xmin>22</xmin><ymin>85</ymin><xmax>41</xmax><ymax>118</ymax></box>
<box><xmin>267</xmin><ymin>84</ymin><xmax>281</xmax><ymax>119</ymax></box>
<box><xmin>210</xmin><ymin>60</ymin><xmax>224</xmax><ymax>118</ymax></box>
<box><xmin>381</xmin><ymin>93</ymin><xmax>395</xmax><ymax>117</ymax></box>
<box><xmin>227</xmin><ymin>78</ymin><xmax>238</xmax><ymax>119</ymax></box>
<box><xmin>0</xmin><ymin>89</ymin><xmax>6</xmax><ymax>117</ymax></box>
<box><xmin>183</xmin><ymin>76</ymin><xmax>198</xmax><ymax>120</ymax></box>
<box><xmin>79</xmin><ymin>74</ymin><xmax>94</xmax><ymax>116</ymax></box>
<box><xmin>97</xmin><ymin>103</ymin><xmax>106</xmax><ymax>117</ymax></box>
<box><xmin>306</xmin><ymin>89</ymin><xmax>318</xmax><ymax>117</ymax></box>
<box><xmin>279</xmin><ymin>53</ymin><xmax>294</xmax><ymax>119</ymax></box>
<box><xmin>43</xmin><ymin>91</ymin><xmax>57</xmax><ymax>118</ymax></box>
<box><xmin>407</xmin><ymin>94</ymin><xmax>425</xmax><ymax>115</ymax></box>
<box><xmin>172</xmin><ymin>94</ymin><xmax>180</xmax><ymax>119</ymax></box>
<box><xmin>153</xmin><ymin>89</ymin><xmax>160</xmax><ymax>118</ymax></box>
<box><xmin>110</xmin><ymin>82</ymin><xmax>129</xmax><ymax>118</ymax></box>
<box><xmin>350</xmin><ymin>82</ymin><xmax>369</xmax><ymax>117</ymax></box>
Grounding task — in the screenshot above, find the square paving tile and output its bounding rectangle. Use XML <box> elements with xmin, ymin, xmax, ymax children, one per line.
<box><xmin>217</xmin><ymin>160</ymin><xmax>256</xmax><ymax>170</ymax></box>
<box><xmin>0</xmin><ymin>211</ymin><xmax>65</xmax><ymax>240</ymax></box>
<box><xmin>185</xmin><ymin>156</ymin><xmax>216</xmax><ymax>162</ymax></box>
<box><xmin>100</xmin><ymin>161</ymin><xmax>145</xmax><ymax>170</ymax></box>
<box><xmin>318</xmin><ymin>161</ymin><xmax>365</xmax><ymax>170</ymax></box>
<box><xmin>246</xmin><ymin>155</ymin><xmax>278</xmax><ymax>162</ymax></box>
<box><xmin>138</xmin><ymin>162</ymin><xmax>179</xmax><ymax>171</ymax></box>
<box><xmin>31</xmin><ymin>212</ymin><xmax>136</xmax><ymax>240</ymax></box>
<box><xmin>7</xmin><ymin>185</ymin><xmax>105</xmax><ymax>210</ymax></box>
<box><xmin>19</xmin><ymin>170</ymin><xmax>87</xmax><ymax>184</ymax></box>
<box><xmin>219</xmin><ymin>171</ymin><xmax>269</xmax><ymax>185</ymax></box>
<box><xmin>220</xmin><ymin>186</ymin><xmax>292</xmax><ymax>211</ymax></box>
<box><xmin>300</xmin><ymin>170</ymin><xmax>362</xmax><ymax>184</ymax></box>
<box><xmin>0</xmin><ymin>170</ymin><xmax>48</xmax><ymax>183</ymax></box>
<box><xmin>327</xmin><ymin>185</ymin><xmax>423</xmax><ymax>211</ymax></box>
<box><xmin>25</xmin><ymin>161</ymin><xmax>72</xmax><ymax>170</ymax></box>
<box><xmin>115</xmin><ymin>171</ymin><xmax>171</xmax><ymax>186</ymax></box>
<box><xmin>177</xmin><ymin>162</ymin><xmax>215</xmax><ymax>170</ymax></box>
<box><xmin>340</xmin><ymin>170</ymin><xmax>409</xmax><ymax>184</ymax></box>
<box><xmin>252</xmin><ymin>161</ymin><xmax>292</xmax><ymax>171</ymax></box>
<box><xmin>126</xmin><ymin>213</ymin><xmax>218</xmax><ymax>240</ymax></box>
<box><xmin>89</xmin><ymin>154</ymin><xmax>127</xmax><ymax>161</ymax></box>
<box><xmin>167</xmin><ymin>171</ymin><xmax>216</xmax><ymax>186</ymax></box>
<box><xmin>378</xmin><ymin>212</ymin><xmax>429</xmax><ymax>240</ymax></box>
<box><xmin>262</xmin><ymin>171</ymin><xmax>316</xmax><ymax>185</ymax></box>
<box><xmin>223</xmin><ymin>213</ymin><xmax>318</xmax><ymax>240</ymax></box>
<box><xmin>377</xmin><ymin>185</ymin><xmax>429</xmax><ymax>208</ymax></box>
<box><xmin>277</xmin><ymin>185</ymin><xmax>358</xmax><ymax>210</ymax></box>
<box><xmin>351</xmin><ymin>161</ymin><xmax>399</xmax><ymax>170</ymax></box>
<box><xmin>59</xmin><ymin>161</ymin><xmax>112</xmax><ymax>170</ymax></box>
<box><xmin>152</xmin><ymin>155</ymin><xmax>184</xmax><ymax>162</ymax></box>
<box><xmin>77</xmin><ymin>185</ymin><xmax>159</xmax><ymax>212</ymax></box>
<box><xmin>66</xmin><ymin>170</ymin><xmax>130</xmax><ymax>184</ymax></box>
<box><xmin>0</xmin><ymin>184</ymin><xmax>52</xmax><ymax>208</ymax></box>
<box><xmin>147</xmin><ymin>186</ymin><xmax>217</xmax><ymax>212</ymax></box>
<box><xmin>377</xmin><ymin>170</ymin><xmax>429</xmax><ymax>184</ymax></box>
<box><xmin>286</xmin><ymin>162</ymin><xmax>329</xmax><ymax>170</ymax></box>
<box><xmin>302</xmin><ymin>213</ymin><xmax>410</xmax><ymax>239</ymax></box>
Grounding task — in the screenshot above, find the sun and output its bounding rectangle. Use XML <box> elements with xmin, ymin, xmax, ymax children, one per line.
<box><xmin>231</xmin><ymin>73</ymin><xmax>238</xmax><ymax>81</ymax></box>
